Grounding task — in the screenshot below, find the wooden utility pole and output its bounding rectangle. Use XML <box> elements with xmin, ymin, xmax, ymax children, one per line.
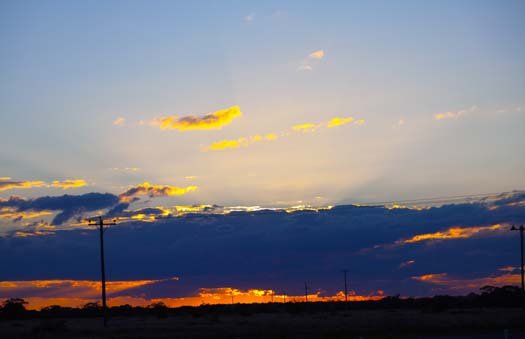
<box><xmin>304</xmin><ymin>282</ymin><xmax>308</xmax><ymax>302</ymax></box>
<box><xmin>511</xmin><ymin>224</ymin><xmax>525</xmax><ymax>308</ymax></box>
<box><xmin>88</xmin><ymin>216</ymin><xmax>116</xmax><ymax>327</ymax></box>
<box><xmin>343</xmin><ymin>270</ymin><xmax>348</xmax><ymax>302</ymax></box>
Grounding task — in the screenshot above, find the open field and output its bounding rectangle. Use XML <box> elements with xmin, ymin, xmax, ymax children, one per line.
<box><xmin>1</xmin><ymin>307</ymin><xmax>524</xmax><ymax>339</ymax></box>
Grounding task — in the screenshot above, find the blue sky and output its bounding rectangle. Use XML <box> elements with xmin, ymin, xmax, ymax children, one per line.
<box><xmin>1</xmin><ymin>0</ymin><xmax>524</xmax><ymax>206</ymax></box>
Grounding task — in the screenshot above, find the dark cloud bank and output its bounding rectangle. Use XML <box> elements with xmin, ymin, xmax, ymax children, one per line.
<box><xmin>1</xmin><ymin>192</ymin><xmax>524</xmax><ymax>297</ymax></box>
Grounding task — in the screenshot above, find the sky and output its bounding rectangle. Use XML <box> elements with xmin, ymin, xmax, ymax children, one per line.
<box><xmin>1</xmin><ymin>0</ymin><xmax>525</xmax><ymax>308</ymax></box>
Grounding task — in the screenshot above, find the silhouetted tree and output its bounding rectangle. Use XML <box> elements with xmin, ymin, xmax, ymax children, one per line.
<box><xmin>1</xmin><ymin>298</ymin><xmax>28</xmax><ymax>319</ymax></box>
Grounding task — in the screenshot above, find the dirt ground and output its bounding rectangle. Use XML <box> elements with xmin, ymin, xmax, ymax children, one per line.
<box><xmin>1</xmin><ymin>308</ymin><xmax>524</xmax><ymax>339</ymax></box>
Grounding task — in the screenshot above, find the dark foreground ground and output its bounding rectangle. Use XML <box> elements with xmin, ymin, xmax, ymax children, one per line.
<box><xmin>1</xmin><ymin>307</ymin><xmax>525</xmax><ymax>339</ymax></box>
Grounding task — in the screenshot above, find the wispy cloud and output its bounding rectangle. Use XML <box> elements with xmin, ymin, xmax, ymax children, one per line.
<box><xmin>0</xmin><ymin>179</ymin><xmax>87</xmax><ymax>191</ymax></box>
<box><xmin>0</xmin><ymin>177</ymin><xmax>11</xmax><ymax>181</ymax></box>
<box><xmin>298</xmin><ymin>49</ymin><xmax>325</xmax><ymax>71</ymax></box>
<box><xmin>434</xmin><ymin>105</ymin><xmax>477</xmax><ymax>120</ymax></box>
<box><xmin>205</xmin><ymin>134</ymin><xmax>278</xmax><ymax>151</ymax></box>
<box><xmin>51</xmin><ymin>179</ymin><xmax>88</xmax><ymax>189</ymax></box>
<box><xmin>309</xmin><ymin>50</ymin><xmax>325</xmax><ymax>60</ymax></box>
<box><xmin>412</xmin><ymin>272</ymin><xmax>521</xmax><ymax>291</ymax></box>
<box><xmin>119</xmin><ymin>182</ymin><xmax>198</xmax><ymax>202</ymax></box>
<box><xmin>152</xmin><ymin>106</ymin><xmax>242</xmax><ymax>131</ymax></box>
<box><xmin>110</xmin><ymin>167</ymin><xmax>140</xmax><ymax>172</ymax></box>
<box><xmin>0</xmin><ymin>180</ymin><xmax>47</xmax><ymax>191</ymax></box>
<box><xmin>113</xmin><ymin>116</ymin><xmax>126</xmax><ymax>126</ymax></box>
<box><xmin>205</xmin><ymin>116</ymin><xmax>364</xmax><ymax>151</ymax></box>
<box><xmin>243</xmin><ymin>13</ymin><xmax>254</xmax><ymax>23</ymax></box>
<box><xmin>401</xmin><ymin>224</ymin><xmax>503</xmax><ymax>244</ymax></box>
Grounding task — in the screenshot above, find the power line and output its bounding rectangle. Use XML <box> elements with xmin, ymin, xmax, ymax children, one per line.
<box><xmin>347</xmin><ymin>190</ymin><xmax>523</xmax><ymax>207</ymax></box>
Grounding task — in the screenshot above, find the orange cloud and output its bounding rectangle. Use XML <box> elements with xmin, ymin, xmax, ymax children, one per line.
<box><xmin>119</xmin><ymin>182</ymin><xmax>197</xmax><ymax>202</ymax></box>
<box><xmin>401</xmin><ymin>224</ymin><xmax>504</xmax><ymax>244</ymax></box>
<box><xmin>154</xmin><ymin>106</ymin><xmax>242</xmax><ymax>131</ymax></box>
<box><xmin>0</xmin><ymin>279</ymin><xmax>383</xmax><ymax>310</ymax></box>
<box><xmin>412</xmin><ymin>272</ymin><xmax>521</xmax><ymax>291</ymax></box>
<box><xmin>51</xmin><ymin>179</ymin><xmax>87</xmax><ymax>189</ymax></box>
<box><xmin>309</xmin><ymin>49</ymin><xmax>325</xmax><ymax>60</ymax></box>
<box><xmin>0</xmin><ymin>177</ymin><xmax>11</xmax><ymax>181</ymax></box>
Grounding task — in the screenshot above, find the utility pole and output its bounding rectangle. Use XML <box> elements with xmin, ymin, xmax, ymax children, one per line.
<box><xmin>511</xmin><ymin>224</ymin><xmax>525</xmax><ymax>308</ymax></box>
<box><xmin>271</xmin><ymin>291</ymin><xmax>274</xmax><ymax>303</ymax></box>
<box><xmin>343</xmin><ymin>270</ymin><xmax>348</xmax><ymax>302</ymax></box>
<box><xmin>304</xmin><ymin>282</ymin><xmax>308</xmax><ymax>302</ymax></box>
<box><xmin>88</xmin><ymin>216</ymin><xmax>116</xmax><ymax>328</ymax></box>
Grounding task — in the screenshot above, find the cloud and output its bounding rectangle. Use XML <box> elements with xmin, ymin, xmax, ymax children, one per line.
<box><xmin>327</xmin><ymin>117</ymin><xmax>354</xmax><ymax>128</ymax></box>
<box><xmin>291</xmin><ymin>123</ymin><xmax>318</xmax><ymax>132</ymax></box>
<box><xmin>309</xmin><ymin>50</ymin><xmax>325</xmax><ymax>60</ymax></box>
<box><xmin>1</xmin><ymin>191</ymin><xmax>523</xmax><ymax>299</ymax></box>
<box><xmin>153</xmin><ymin>106</ymin><xmax>242</xmax><ymax>131</ymax></box>
<box><xmin>205</xmin><ymin>134</ymin><xmax>278</xmax><ymax>151</ymax></box>
<box><xmin>0</xmin><ymin>179</ymin><xmax>88</xmax><ymax>191</ymax></box>
<box><xmin>0</xmin><ymin>193</ymin><xmax>120</xmax><ymax>225</ymax></box>
<box><xmin>243</xmin><ymin>13</ymin><xmax>254</xmax><ymax>23</ymax></box>
<box><xmin>412</xmin><ymin>272</ymin><xmax>521</xmax><ymax>292</ymax></box>
<box><xmin>434</xmin><ymin>105</ymin><xmax>478</xmax><ymax>120</ymax></box>
<box><xmin>0</xmin><ymin>180</ymin><xmax>47</xmax><ymax>191</ymax></box>
<box><xmin>119</xmin><ymin>182</ymin><xmax>198</xmax><ymax>202</ymax></box>
<box><xmin>205</xmin><ymin>116</ymin><xmax>364</xmax><ymax>151</ymax></box>
<box><xmin>110</xmin><ymin>167</ymin><xmax>140</xmax><ymax>172</ymax></box>
<box><xmin>113</xmin><ymin>116</ymin><xmax>126</xmax><ymax>126</ymax></box>
<box><xmin>400</xmin><ymin>224</ymin><xmax>504</xmax><ymax>244</ymax></box>
<box><xmin>0</xmin><ymin>177</ymin><xmax>11</xmax><ymax>181</ymax></box>
<box><xmin>51</xmin><ymin>179</ymin><xmax>88</xmax><ymax>189</ymax></box>
<box><xmin>298</xmin><ymin>50</ymin><xmax>325</xmax><ymax>71</ymax></box>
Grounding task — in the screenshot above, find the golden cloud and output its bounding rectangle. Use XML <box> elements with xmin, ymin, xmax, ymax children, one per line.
<box><xmin>206</xmin><ymin>134</ymin><xmax>277</xmax><ymax>151</ymax></box>
<box><xmin>205</xmin><ymin>116</ymin><xmax>364</xmax><ymax>152</ymax></box>
<box><xmin>309</xmin><ymin>49</ymin><xmax>325</xmax><ymax>60</ymax></box>
<box><xmin>326</xmin><ymin>117</ymin><xmax>354</xmax><ymax>128</ymax></box>
<box><xmin>119</xmin><ymin>182</ymin><xmax>197</xmax><ymax>202</ymax></box>
<box><xmin>51</xmin><ymin>179</ymin><xmax>88</xmax><ymax>189</ymax></box>
<box><xmin>0</xmin><ymin>181</ymin><xmax>47</xmax><ymax>191</ymax></box>
<box><xmin>0</xmin><ymin>177</ymin><xmax>11</xmax><ymax>181</ymax></box>
<box><xmin>434</xmin><ymin>106</ymin><xmax>477</xmax><ymax>120</ymax></box>
<box><xmin>0</xmin><ymin>208</ymin><xmax>53</xmax><ymax>220</ymax></box>
<box><xmin>0</xmin><ymin>179</ymin><xmax>88</xmax><ymax>191</ymax></box>
<box><xmin>154</xmin><ymin>106</ymin><xmax>242</xmax><ymax>131</ymax></box>
<box><xmin>292</xmin><ymin>123</ymin><xmax>318</xmax><ymax>132</ymax></box>
<box><xmin>402</xmin><ymin>224</ymin><xmax>503</xmax><ymax>244</ymax></box>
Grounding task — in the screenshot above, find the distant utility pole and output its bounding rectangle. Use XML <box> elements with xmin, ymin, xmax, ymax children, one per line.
<box><xmin>283</xmin><ymin>293</ymin><xmax>286</xmax><ymax>303</ymax></box>
<box><xmin>88</xmin><ymin>216</ymin><xmax>116</xmax><ymax>328</ymax></box>
<box><xmin>343</xmin><ymin>270</ymin><xmax>348</xmax><ymax>302</ymax></box>
<box><xmin>511</xmin><ymin>224</ymin><xmax>525</xmax><ymax>307</ymax></box>
<box><xmin>304</xmin><ymin>282</ymin><xmax>308</xmax><ymax>302</ymax></box>
<box><xmin>271</xmin><ymin>291</ymin><xmax>274</xmax><ymax>303</ymax></box>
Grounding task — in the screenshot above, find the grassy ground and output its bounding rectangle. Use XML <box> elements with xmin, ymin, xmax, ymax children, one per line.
<box><xmin>1</xmin><ymin>308</ymin><xmax>524</xmax><ymax>339</ymax></box>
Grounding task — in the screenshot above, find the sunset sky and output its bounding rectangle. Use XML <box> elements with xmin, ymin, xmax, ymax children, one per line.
<box><xmin>1</xmin><ymin>1</ymin><xmax>524</xmax><ymax>309</ymax></box>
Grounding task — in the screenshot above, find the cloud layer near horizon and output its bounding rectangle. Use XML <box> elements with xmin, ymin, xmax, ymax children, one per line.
<box><xmin>0</xmin><ymin>191</ymin><xmax>524</xmax><ymax>304</ymax></box>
